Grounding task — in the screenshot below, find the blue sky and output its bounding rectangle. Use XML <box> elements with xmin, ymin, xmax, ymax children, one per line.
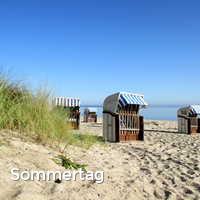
<box><xmin>0</xmin><ymin>0</ymin><xmax>200</xmax><ymax>105</ymax></box>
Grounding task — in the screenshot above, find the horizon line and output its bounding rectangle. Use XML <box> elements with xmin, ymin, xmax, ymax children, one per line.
<box><xmin>80</xmin><ymin>103</ymin><xmax>197</xmax><ymax>108</ymax></box>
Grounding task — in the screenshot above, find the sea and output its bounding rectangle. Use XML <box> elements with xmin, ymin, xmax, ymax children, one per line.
<box><xmin>80</xmin><ymin>105</ymin><xmax>182</xmax><ymax>121</ymax></box>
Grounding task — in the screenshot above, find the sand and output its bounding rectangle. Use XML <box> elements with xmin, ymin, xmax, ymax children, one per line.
<box><xmin>0</xmin><ymin>120</ymin><xmax>200</xmax><ymax>200</ymax></box>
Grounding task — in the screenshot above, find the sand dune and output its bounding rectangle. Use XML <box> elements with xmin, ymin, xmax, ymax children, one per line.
<box><xmin>0</xmin><ymin>120</ymin><xmax>200</xmax><ymax>200</ymax></box>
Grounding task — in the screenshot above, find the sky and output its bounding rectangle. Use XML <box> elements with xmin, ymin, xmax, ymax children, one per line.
<box><xmin>0</xmin><ymin>0</ymin><xmax>200</xmax><ymax>105</ymax></box>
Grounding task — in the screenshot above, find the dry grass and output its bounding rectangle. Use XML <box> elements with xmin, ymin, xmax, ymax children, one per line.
<box><xmin>0</xmin><ymin>74</ymin><xmax>70</xmax><ymax>144</ymax></box>
<box><xmin>0</xmin><ymin>73</ymin><xmax>103</xmax><ymax>148</ymax></box>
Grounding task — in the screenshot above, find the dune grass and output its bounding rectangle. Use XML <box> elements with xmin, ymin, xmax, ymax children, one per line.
<box><xmin>0</xmin><ymin>74</ymin><xmax>103</xmax><ymax>148</ymax></box>
<box><xmin>0</xmin><ymin>74</ymin><xmax>70</xmax><ymax>144</ymax></box>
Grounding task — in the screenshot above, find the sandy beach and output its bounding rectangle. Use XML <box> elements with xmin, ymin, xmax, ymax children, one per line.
<box><xmin>0</xmin><ymin>119</ymin><xmax>200</xmax><ymax>200</ymax></box>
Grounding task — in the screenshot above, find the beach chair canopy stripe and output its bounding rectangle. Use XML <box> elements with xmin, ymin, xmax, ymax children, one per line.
<box><xmin>103</xmin><ymin>92</ymin><xmax>148</xmax><ymax>114</ymax></box>
<box><xmin>54</xmin><ymin>97</ymin><xmax>80</xmax><ymax>107</ymax></box>
<box><xmin>119</xmin><ymin>93</ymin><xmax>148</xmax><ymax>107</ymax></box>
<box><xmin>190</xmin><ymin>105</ymin><xmax>200</xmax><ymax>115</ymax></box>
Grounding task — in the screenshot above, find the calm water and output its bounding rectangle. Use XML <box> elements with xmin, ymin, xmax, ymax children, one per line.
<box><xmin>80</xmin><ymin>105</ymin><xmax>180</xmax><ymax>121</ymax></box>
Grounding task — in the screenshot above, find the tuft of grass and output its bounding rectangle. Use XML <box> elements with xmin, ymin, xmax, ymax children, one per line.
<box><xmin>0</xmin><ymin>73</ymin><xmax>70</xmax><ymax>144</ymax></box>
<box><xmin>66</xmin><ymin>133</ymin><xmax>105</xmax><ymax>149</ymax></box>
<box><xmin>53</xmin><ymin>155</ymin><xmax>87</xmax><ymax>171</ymax></box>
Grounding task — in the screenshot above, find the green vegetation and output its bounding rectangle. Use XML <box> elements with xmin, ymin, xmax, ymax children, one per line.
<box><xmin>53</xmin><ymin>155</ymin><xmax>87</xmax><ymax>171</ymax></box>
<box><xmin>0</xmin><ymin>73</ymin><xmax>104</xmax><ymax>148</ymax></box>
<box><xmin>0</xmin><ymin>74</ymin><xmax>70</xmax><ymax>144</ymax></box>
<box><xmin>67</xmin><ymin>133</ymin><xmax>105</xmax><ymax>149</ymax></box>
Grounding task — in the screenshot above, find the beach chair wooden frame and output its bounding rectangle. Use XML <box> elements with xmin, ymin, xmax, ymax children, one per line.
<box><xmin>178</xmin><ymin>105</ymin><xmax>200</xmax><ymax>135</ymax></box>
<box><xmin>68</xmin><ymin>108</ymin><xmax>80</xmax><ymax>129</ymax></box>
<box><xmin>54</xmin><ymin>97</ymin><xmax>80</xmax><ymax>130</ymax></box>
<box><xmin>84</xmin><ymin>108</ymin><xmax>97</xmax><ymax>123</ymax></box>
<box><xmin>103</xmin><ymin>92</ymin><xmax>147</xmax><ymax>142</ymax></box>
<box><xmin>118</xmin><ymin>111</ymin><xmax>144</xmax><ymax>141</ymax></box>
